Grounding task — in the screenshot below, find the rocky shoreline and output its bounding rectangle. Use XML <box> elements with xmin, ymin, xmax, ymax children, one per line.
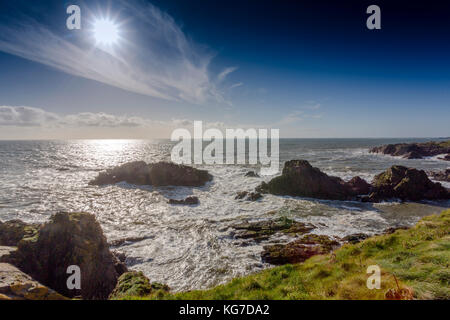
<box><xmin>369</xmin><ymin>140</ymin><xmax>450</xmax><ymax>160</ymax></box>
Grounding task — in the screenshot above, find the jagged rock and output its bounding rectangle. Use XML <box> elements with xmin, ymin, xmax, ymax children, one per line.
<box><xmin>261</xmin><ymin>234</ymin><xmax>340</xmax><ymax>265</ymax></box>
<box><xmin>347</xmin><ymin>176</ymin><xmax>372</xmax><ymax>195</ymax></box>
<box><xmin>256</xmin><ymin>160</ymin><xmax>370</xmax><ymax>200</ymax></box>
<box><xmin>427</xmin><ymin>169</ymin><xmax>450</xmax><ymax>182</ymax></box>
<box><xmin>109</xmin><ymin>271</ymin><xmax>169</xmax><ymax>299</ymax></box>
<box><xmin>235</xmin><ymin>191</ymin><xmax>262</xmax><ymax>201</ymax></box>
<box><xmin>341</xmin><ymin>233</ymin><xmax>370</xmax><ymax>244</ymax></box>
<box><xmin>6</xmin><ymin>212</ymin><xmax>127</xmax><ymax>300</ymax></box>
<box><xmin>89</xmin><ymin>161</ymin><xmax>212</xmax><ymax>187</ymax></box>
<box><xmin>365</xmin><ymin>165</ymin><xmax>449</xmax><ymax>202</ymax></box>
<box><xmin>168</xmin><ymin>196</ymin><xmax>199</xmax><ymax>205</ymax></box>
<box><xmin>0</xmin><ymin>220</ymin><xmax>39</xmax><ymax>246</ymax></box>
<box><xmin>370</xmin><ymin>140</ymin><xmax>450</xmax><ymax>159</ymax></box>
<box><xmin>232</xmin><ymin>217</ymin><xmax>315</xmax><ymax>242</ymax></box>
<box><xmin>0</xmin><ymin>262</ymin><xmax>67</xmax><ymax>300</ymax></box>
<box><xmin>245</xmin><ymin>171</ymin><xmax>260</xmax><ymax>178</ymax></box>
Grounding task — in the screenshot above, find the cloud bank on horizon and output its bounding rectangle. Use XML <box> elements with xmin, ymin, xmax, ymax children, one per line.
<box><xmin>0</xmin><ymin>0</ymin><xmax>235</xmax><ymax>105</ymax></box>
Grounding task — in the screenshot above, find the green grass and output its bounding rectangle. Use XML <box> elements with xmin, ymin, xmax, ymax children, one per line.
<box><xmin>118</xmin><ymin>210</ymin><xmax>450</xmax><ymax>300</ymax></box>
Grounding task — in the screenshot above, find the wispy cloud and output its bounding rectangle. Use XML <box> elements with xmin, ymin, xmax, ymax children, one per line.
<box><xmin>0</xmin><ymin>1</ymin><xmax>233</xmax><ymax>104</ymax></box>
<box><xmin>217</xmin><ymin>67</ymin><xmax>238</xmax><ymax>82</ymax></box>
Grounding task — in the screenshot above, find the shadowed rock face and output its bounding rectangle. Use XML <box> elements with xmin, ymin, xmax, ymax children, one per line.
<box><xmin>366</xmin><ymin>165</ymin><xmax>450</xmax><ymax>202</ymax></box>
<box><xmin>89</xmin><ymin>161</ymin><xmax>212</xmax><ymax>187</ymax></box>
<box><xmin>370</xmin><ymin>140</ymin><xmax>450</xmax><ymax>159</ymax></box>
<box><xmin>5</xmin><ymin>212</ymin><xmax>126</xmax><ymax>300</ymax></box>
<box><xmin>256</xmin><ymin>160</ymin><xmax>370</xmax><ymax>200</ymax></box>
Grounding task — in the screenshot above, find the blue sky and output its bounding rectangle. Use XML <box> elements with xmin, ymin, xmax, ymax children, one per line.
<box><xmin>0</xmin><ymin>0</ymin><xmax>449</xmax><ymax>139</ymax></box>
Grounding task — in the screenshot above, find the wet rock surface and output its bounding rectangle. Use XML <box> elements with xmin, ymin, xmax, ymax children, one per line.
<box><xmin>232</xmin><ymin>217</ymin><xmax>315</xmax><ymax>242</ymax></box>
<box><xmin>89</xmin><ymin>161</ymin><xmax>212</xmax><ymax>187</ymax></box>
<box><xmin>235</xmin><ymin>191</ymin><xmax>263</xmax><ymax>201</ymax></box>
<box><xmin>370</xmin><ymin>140</ymin><xmax>450</xmax><ymax>159</ymax></box>
<box><xmin>168</xmin><ymin>196</ymin><xmax>199</xmax><ymax>205</ymax></box>
<box><xmin>261</xmin><ymin>234</ymin><xmax>340</xmax><ymax>265</ymax></box>
<box><xmin>245</xmin><ymin>171</ymin><xmax>260</xmax><ymax>178</ymax></box>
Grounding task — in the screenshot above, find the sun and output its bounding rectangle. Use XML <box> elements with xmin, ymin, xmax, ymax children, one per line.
<box><xmin>93</xmin><ymin>19</ymin><xmax>119</xmax><ymax>45</ymax></box>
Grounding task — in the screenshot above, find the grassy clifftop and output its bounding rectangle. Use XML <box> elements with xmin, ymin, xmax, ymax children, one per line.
<box><xmin>117</xmin><ymin>209</ymin><xmax>450</xmax><ymax>300</ymax></box>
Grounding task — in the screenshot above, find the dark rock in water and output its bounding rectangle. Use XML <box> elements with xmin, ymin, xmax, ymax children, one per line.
<box><xmin>369</xmin><ymin>140</ymin><xmax>450</xmax><ymax>159</ymax></box>
<box><xmin>168</xmin><ymin>196</ymin><xmax>199</xmax><ymax>205</ymax></box>
<box><xmin>245</xmin><ymin>171</ymin><xmax>260</xmax><ymax>178</ymax></box>
<box><xmin>341</xmin><ymin>233</ymin><xmax>370</xmax><ymax>244</ymax></box>
<box><xmin>0</xmin><ymin>220</ymin><xmax>39</xmax><ymax>246</ymax></box>
<box><xmin>109</xmin><ymin>271</ymin><xmax>170</xmax><ymax>299</ymax></box>
<box><xmin>109</xmin><ymin>236</ymin><xmax>153</xmax><ymax>247</ymax></box>
<box><xmin>89</xmin><ymin>161</ymin><xmax>212</xmax><ymax>187</ymax></box>
<box><xmin>365</xmin><ymin>165</ymin><xmax>449</xmax><ymax>202</ymax></box>
<box><xmin>438</xmin><ymin>154</ymin><xmax>450</xmax><ymax>161</ymax></box>
<box><xmin>232</xmin><ymin>217</ymin><xmax>315</xmax><ymax>242</ymax></box>
<box><xmin>427</xmin><ymin>169</ymin><xmax>450</xmax><ymax>182</ymax></box>
<box><xmin>235</xmin><ymin>191</ymin><xmax>262</xmax><ymax>201</ymax></box>
<box><xmin>261</xmin><ymin>234</ymin><xmax>339</xmax><ymax>265</ymax></box>
<box><xmin>6</xmin><ymin>212</ymin><xmax>126</xmax><ymax>300</ymax></box>
<box><xmin>256</xmin><ymin>160</ymin><xmax>370</xmax><ymax>200</ymax></box>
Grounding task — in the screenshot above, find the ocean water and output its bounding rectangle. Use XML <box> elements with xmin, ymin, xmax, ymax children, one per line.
<box><xmin>0</xmin><ymin>138</ymin><xmax>449</xmax><ymax>291</ymax></box>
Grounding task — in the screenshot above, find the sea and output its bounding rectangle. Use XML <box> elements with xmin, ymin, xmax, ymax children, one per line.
<box><xmin>0</xmin><ymin>138</ymin><xmax>449</xmax><ymax>291</ymax></box>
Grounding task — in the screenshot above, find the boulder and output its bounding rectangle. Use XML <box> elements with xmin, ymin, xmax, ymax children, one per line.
<box><xmin>256</xmin><ymin>160</ymin><xmax>369</xmax><ymax>200</ymax></box>
<box><xmin>89</xmin><ymin>161</ymin><xmax>212</xmax><ymax>187</ymax></box>
<box><xmin>261</xmin><ymin>234</ymin><xmax>340</xmax><ymax>265</ymax></box>
<box><xmin>0</xmin><ymin>262</ymin><xmax>67</xmax><ymax>300</ymax></box>
<box><xmin>366</xmin><ymin>165</ymin><xmax>449</xmax><ymax>202</ymax></box>
<box><xmin>168</xmin><ymin>196</ymin><xmax>199</xmax><ymax>205</ymax></box>
<box><xmin>6</xmin><ymin>212</ymin><xmax>127</xmax><ymax>300</ymax></box>
<box><xmin>370</xmin><ymin>140</ymin><xmax>450</xmax><ymax>159</ymax></box>
<box><xmin>347</xmin><ymin>176</ymin><xmax>372</xmax><ymax>195</ymax></box>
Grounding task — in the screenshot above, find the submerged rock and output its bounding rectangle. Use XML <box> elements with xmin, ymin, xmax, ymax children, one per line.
<box><xmin>365</xmin><ymin>165</ymin><xmax>449</xmax><ymax>202</ymax></box>
<box><xmin>6</xmin><ymin>212</ymin><xmax>127</xmax><ymax>300</ymax></box>
<box><xmin>232</xmin><ymin>217</ymin><xmax>314</xmax><ymax>242</ymax></box>
<box><xmin>261</xmin><ymin>234</ymin><xmax>340</xmax><ymax>265</ymax></box>
<box><xmin>370</xmin><ymin>140</ymin><xmax>450</xmax><ymax>159</ymax></box>
<box><xmin>89</xmin><ymin>161</ymin><xmax>212</xmax><ymax>187</ymax></box>
<box><xmin>256</xmin><ymin>160</ymin><xmax>370</xmax><ymax>200</ymax></box>
<box><xmin>168</xmin><ymin>196</ymin><xmax>199</xmax><ymax>205</ymax></box>
<box><xmin>235</xmin><ymin>191</ymin><xmax>263</xmax><ymax>201</ymax></box>
<box><xmin>0</xmin><ymin>262</ymin><xmax>67</xmax><ymax>300</ymax></box>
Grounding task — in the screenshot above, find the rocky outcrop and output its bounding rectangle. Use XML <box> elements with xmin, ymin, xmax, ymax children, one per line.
<box><xmin>5</xmin><ymin>212</ymin><xmax>127</xmax><ymax>300</ymax></box>
<box><xmin>0</xmin><ymin>220</ymin><xmax>39</xmax><ymax>246</ymax></box>
<box><xmin>109</xmin><ymin>271</ymin><xmax>169</xmax><ymax>299</ymax></box>
<box><xmin>427</xmin><ymin>169</ymin><xmax>450</xmax><ymax>182</ymax></box>
<box><xmin>232</xmin><ymin>217</ymin><xmax>315</xmax><ymax>242</ymax></box>
<box><xmin>256</xmin><ymin>160</ymin><xmax>371</xmax><ymax>200</ymax></box>
<box><xmin>261</xmin><ymin>234</ymin><xmax>340</xmax><ymax>265</ymax></box>
<box><xmin>438</xmin><ymin>154</ymin><xmax>450</xmax><ymax>161</ymax></box>
<box><xmin>0</xmin><ymin>262</ymin><xmax>67</xmax><ymax>300</ymax></box>
<box><xmin>235</xmin><ymin>191</ymin><xmax>263</xmax><ymax>201</ymax></box>
<box><xmin>89</xmin><ymin>161</ymin><xmax>212</xmax><ymax>187</ymax></box>
<box><xmin>370</xmin><ymin>140</ymin><xmax>450</xmax><ymax>159</ymax></box>
<box><xmin>168</xmin><ymin>196</ymin><xmax>199</xmax><ymax>205</ymax></box>
<box><xmin>364</xmin><ymin>166</ymin><xmax>449</xmax><ymax>202</ymax></box>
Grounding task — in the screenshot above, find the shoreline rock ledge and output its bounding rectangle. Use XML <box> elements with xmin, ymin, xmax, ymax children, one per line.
<box><xmin>89</xmin><ymin>161</ymin><xmax>212</xmax><ymax>187</ymax></box>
